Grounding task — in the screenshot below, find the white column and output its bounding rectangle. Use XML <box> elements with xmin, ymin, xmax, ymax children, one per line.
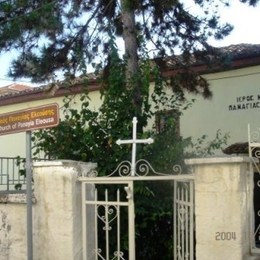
<box><xmin>33</xmin><ymin>160</ymin><xmax>96</xmax><ymax>260</ymax></box>
<box><xmin>186</xmin><ymin>156</ymin><xmax>257</xmax><ymax>260</ymax></box>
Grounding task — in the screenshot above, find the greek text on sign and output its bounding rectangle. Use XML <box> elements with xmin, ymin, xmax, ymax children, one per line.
<box><xmin>0</xmin><ymin>103</ymin><xmax>59</xmax><ymax>136</ymax></box>
<box><xmin>228</xmin><ymin>94</ymin><xmax>260</xmax><ymax>111</ymax></box>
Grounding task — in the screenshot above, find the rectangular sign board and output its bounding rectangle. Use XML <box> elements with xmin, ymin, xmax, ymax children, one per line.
<box><xmin>0</xmin><ymin>103</ymin><xmax>59</xmax><ymax>136</ymax></box>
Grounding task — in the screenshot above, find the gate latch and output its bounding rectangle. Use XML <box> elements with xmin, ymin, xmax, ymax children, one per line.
<box><xmin>124</xmin><ymin>186</ymin><xmax>132</xmax><ymax>200</ymax></box>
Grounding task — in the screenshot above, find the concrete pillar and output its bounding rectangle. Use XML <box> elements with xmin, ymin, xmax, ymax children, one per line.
<box><xmin>186</xmin><ymin>156</ymin><xmax>257</xmax><ymax>260</ymax></box>
<box><xmin>0</xmin><ymin>194</ymin><xmax>28</xmax><ymax>260</ymax></box>
<box><xmin>33</xmin><ymin>160</ymin><xmax>96</xmax><ymax>260</ymax></box>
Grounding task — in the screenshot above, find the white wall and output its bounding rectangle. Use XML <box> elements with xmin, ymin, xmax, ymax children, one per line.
<box><xmin>1</xmin><ymin>157</ymin><xmax>259</xmax><ymax>259</ymax></box>
<box><xmin>0</xmin><ymin>195</ymin><xmax>27</xmax><ymax>259</ymax></box>
<box><xmin>186</xmin><ymin>156</ymin><xmax>258</xmax><ymax>260</ymax></box>
<box><xmin>1</xmin><ymin>64</ymin><xmax>260</xmax><ymax>158</ymax></box>
<box><xmin>181</xmin><ymin>65</ymin><xmax>260</xmax><ymax>146</ymax></box>
<box><xmin>0</xmin><ymin>160</ymin><xmax>96</xmax><ymax>260</ymax></box>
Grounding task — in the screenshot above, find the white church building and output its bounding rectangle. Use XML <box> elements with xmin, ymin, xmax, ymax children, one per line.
<box><xmin>1</xmin><ymin>43</ymin><xmax>260</xmax><ymax>260</ymax></box>
<box><xmin>1</xmin><ymin>43</ymin><xmax>260</xmax><ymax>158</ymax></box>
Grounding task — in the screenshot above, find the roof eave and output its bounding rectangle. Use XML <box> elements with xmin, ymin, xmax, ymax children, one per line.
<box><xmin>162</xmin><ymin>55</ymin><xmax>260</xmax><ymax>77</ymax></box>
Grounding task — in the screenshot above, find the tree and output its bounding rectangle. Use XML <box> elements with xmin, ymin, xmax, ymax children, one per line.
<box><xmin>2</xmin><ymin>1</ymin><xmax>240</xmax><ymax>257</ymax></box>
<box><xmin>0</xmin><ymin>0</ymin><xmax>258</xmax><ymax>98</ymax></box>
<box><xmin>32</xmin><ymin>39</ymin><xmax>191</xmax><ymax>172</ymax></box>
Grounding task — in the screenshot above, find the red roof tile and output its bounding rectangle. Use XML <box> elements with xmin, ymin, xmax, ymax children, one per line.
<box><xmin>0</xmin><ymin>83</ymin><xmax>32</xmax><ymax>96</ymax></box>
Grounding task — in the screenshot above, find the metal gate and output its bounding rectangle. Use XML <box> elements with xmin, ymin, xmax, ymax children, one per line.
<box><xmin>80</xmin><ymin>173</ymin><xmax>194</xmax><ymax>260</ymax></box>
<box><xmin>248</xmin><ymin>124</ymin><xmax>260</xmax><ymax>253</ymax></box>
<box><xmin>82</xmin><ymin>179</ymin><xmax>135</xmax><ymax>260</ymax></box>
<box><xmin>79</xmin><ymin>117</ymin><xmax>194</xmax><ymax>259</ymax></box>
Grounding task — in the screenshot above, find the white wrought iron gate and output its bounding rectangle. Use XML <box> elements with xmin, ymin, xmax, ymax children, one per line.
<box><xmin>80</xmin><ymin>175</ymin><xmax>194</xmax><ymax>260</ymax></box>
<box><xmin>80</xmin><ymin>117</ymin><xmax>194</xmax><ymax>259</ymax></box>
<box><xmin>173</xmin><ymin>179</ymin><xmax>194</xmax><ymax>260</ymax></box>
<box><xmin>248</xmin><ymin>124</ymin><xmax>260</xmax><ymax>253</ymax></box>
<box><xmin>82</xmin><ymin>179</ymin><xmax>135</xmax><ymax>260</ymax></box>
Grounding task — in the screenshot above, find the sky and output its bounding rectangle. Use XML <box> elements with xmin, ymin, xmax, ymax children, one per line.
<box><xmin>0</xmin><ymin>1</ymin><xmax>259</xmax><ymax>88</ymax></box>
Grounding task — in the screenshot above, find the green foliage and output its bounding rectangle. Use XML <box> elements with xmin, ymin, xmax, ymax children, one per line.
<box><xmin>32</xmin><ymin>40</ymin><xmax>190</xmax><ymax>171</ymax></box>
<box><xmin>186</xmin><ymin>129</ymin><xmax>230</xmax><ymax>158</ymax></box>
<box><xmin>134</xmin><ymin>180</ymin><xmax>174</xmax><ymax>259</ymax></box>
<box><xmin>0</xmin><ymin>0</ymin><xmax>256</xmax><ymax>84</ymax></box>
<box><xmin>14</xmin><ymin>156</ymin><xmax>26</xmax><ymax>190</ymax></box>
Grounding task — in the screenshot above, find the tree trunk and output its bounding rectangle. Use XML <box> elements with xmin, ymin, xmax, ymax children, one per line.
<box><xmin>120</xmin><ymin>0</ymin><xmax>139</xmax><ymax>78</ymax></box>
<box><xmin>120</xmin><ymin>0</ymin><xmax>142</xmax><ymax>111</ymax></box>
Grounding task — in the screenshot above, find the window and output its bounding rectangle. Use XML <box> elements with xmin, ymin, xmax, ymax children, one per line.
<box><xmin>155</xmin><ymin>110</ymin><xmax>180</xmax><ymax>136</ymax></box>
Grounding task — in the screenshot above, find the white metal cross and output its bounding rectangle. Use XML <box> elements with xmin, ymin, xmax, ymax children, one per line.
<box><xmin>116</xmin><ymin>117</ymin><xmax>154</xmax><ymax>176</ymax></box>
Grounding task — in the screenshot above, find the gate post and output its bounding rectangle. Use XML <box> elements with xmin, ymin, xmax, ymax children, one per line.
<box><xmin>186</xmin><ymin>156</ymin><xmax>256</xmax><ymax>260</ymax></box>
<box><xmin>33</xmin><ymin>160</ymin><xmax>96</xmax><ymax>260</ymax></box>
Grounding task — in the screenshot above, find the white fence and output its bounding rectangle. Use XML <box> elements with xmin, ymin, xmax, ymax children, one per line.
<box><xmin>0</xmin><ymin>157</ymin><xmax>26</xmax><ymax>192</ymax></box>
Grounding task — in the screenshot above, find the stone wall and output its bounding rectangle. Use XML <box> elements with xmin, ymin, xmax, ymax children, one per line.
<box><xmin>0</xmin><ymin>194</ymin><xmax>28</xmax><ymax>260</ymax></box>
<box><xmin>0</xmin><ymin>160</ymin><xmax>96</xmax><ymax>260</ymax></box>
<box><xmin>186</xmin><ymin>156</ymin><xmax>258</xmax><ymax>260</ymax></box>
<box><xmin>1</xmin><ymin>157</ymin><xmax>260</xmax><ymax>259</ymax></box>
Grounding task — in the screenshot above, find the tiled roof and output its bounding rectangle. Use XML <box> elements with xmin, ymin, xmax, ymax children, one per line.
<box><xmin>222</xmin><ymin>142</ymin><xmax>248</xmax><ymax>155</ymax></box>
<box><xmin>163</xmin><ymin>43</ymin><xmax>260</xmax><ymax>68</ymax></box>
<box><xmin>217</xmin><ymin>43</ymin><xmax>260</xmax><ymax>59</ymax></box>
<box><xmin>0</xmin><ymin>83</ymin><xmax>33</xmax><ymax>96</ymax></box>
